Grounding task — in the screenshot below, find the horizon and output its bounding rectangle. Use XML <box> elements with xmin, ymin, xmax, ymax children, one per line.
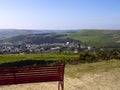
<box><xmin>0</xmin><ymin>28</ymin><xmax>120</xmax><ymax>31</ymax></box>
<box><xmin>0</xmin><ymin>0</ymin><xmax>120</xmax><ymax>30</ymax></box>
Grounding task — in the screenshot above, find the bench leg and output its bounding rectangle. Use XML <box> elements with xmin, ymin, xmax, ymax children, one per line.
<box><xmin>58</xmin><ymin>81</ymin><xmax>64</xmax><ymax>90</ymax></box>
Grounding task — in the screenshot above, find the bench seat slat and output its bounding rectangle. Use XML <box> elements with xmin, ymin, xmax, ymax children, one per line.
<box><xmin>16</xmin><ymin>76</ymin><xmax>61</xmax><ymax>84</ymax></box>
<box><xmin>0</xmin><ymin>79</ymin><xmax>15</xmax><ymax>85</ymax></box>
<box><xmin>17</xmin><ymin>70</ymin><xmax>59</xmax><ymax>73</ymax></box>
<box><xmin>16</xmin><ymin>73</ymin><xmax>61</xmax><ymax>76</ymax></box>
<box><xmin>16</xmin><ymin>69</ymin><xmax>59</xmax><ymax>73</ymax></box>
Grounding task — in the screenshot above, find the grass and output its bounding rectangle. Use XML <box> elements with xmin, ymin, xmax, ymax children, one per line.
<box><xmin>0</xmin><ymin>53</ymin><xmax>79</xmax><ymax>64</ymax></box>
<box><xmin>65</xmin><ymin>30</ymin><xmax>120</xmax><ymax>47</ymax></box>
<box><xmin>65</xmin><ymin>59</ymin><xmax>120</xmax><ymax>78</ymax></box>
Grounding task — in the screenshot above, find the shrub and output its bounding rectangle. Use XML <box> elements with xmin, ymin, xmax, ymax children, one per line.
<box><xmin>79</xmin><ymin>52</ymin><xmax>96</xmax><ymax>63</ymax></box>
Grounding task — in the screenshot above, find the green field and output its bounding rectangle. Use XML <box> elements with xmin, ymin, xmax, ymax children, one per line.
<box><xmin>66</xmin><ymin>30</ymin><xmax>120</xmax><ymax>47</ymax></box>
<box><xmin>0</xmin><ymin>53</ymin><xmax>79</xmax><ymax>64</ymax></box>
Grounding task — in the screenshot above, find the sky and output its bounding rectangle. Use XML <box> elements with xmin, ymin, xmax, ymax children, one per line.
<box><xmin>0</xmin><ymin>0</ymin><xmax>120</xmax><ymax>30</ymax></box>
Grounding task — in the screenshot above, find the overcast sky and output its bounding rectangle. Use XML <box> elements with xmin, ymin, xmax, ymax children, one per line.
<box><xmin>0</xmin><ymin>0</ymin><xmax>120</xmax><ymax>30</ymax></box>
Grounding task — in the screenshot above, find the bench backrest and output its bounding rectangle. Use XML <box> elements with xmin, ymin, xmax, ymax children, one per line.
<box><xmin>0</xmin><ymin>64</ymin><xmax>65</xmax><ymax>85</ymax></box>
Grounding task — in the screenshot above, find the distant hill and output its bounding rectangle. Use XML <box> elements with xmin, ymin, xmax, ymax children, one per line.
<box><xmin>0</xmin><ymin>33</ymin><xmax>80</xmax><ymax>44</ymax></box>
<box><xmin>1</xmin><ymin>29</ymin><xmax>120</xmax><ymax>48</ymax></box>
<box><xmin>66</xmin><ymin>30</ymin><xmax>120</xmax><ymax>47</ymax></box>
<box><xmin>0</xmin><ymin>29</ymin><xmax>78</xmax><ymax>40</ymax></box>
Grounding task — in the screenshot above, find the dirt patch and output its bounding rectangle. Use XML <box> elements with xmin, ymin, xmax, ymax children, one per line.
<box><xmin>0</xmin><ymin>71</ymin><xmax>120</xmax><ymax>90</ymax></box>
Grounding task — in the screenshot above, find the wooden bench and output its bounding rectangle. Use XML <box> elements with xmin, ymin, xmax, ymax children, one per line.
<box><xmin>0</xmin><ymin>64</ymin><xmax>65</xmax><ymax>90</ymax></box>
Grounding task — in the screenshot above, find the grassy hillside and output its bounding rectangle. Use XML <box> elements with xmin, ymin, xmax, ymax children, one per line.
<box><xmin>67</xmin><ymin>30</ymin><xmax>120</xmax><ymax>47</ymax></box>
<box><xmin>0</xmin><ymin>30</ymin><xmax>46</xmax><ymax>40</ymax></box>
<box><xmin>0</xmin><ymin>33</ymin><xmax>80</xmax><ymax>44</ymax></box>
<box><xmin>1</xmin><ymin>30</ymin><xmax>120</xmax><ymax>47</ymax></box>
<box><xmin>0</xmin><ymin>29</ymin><xmax>75</xmax><ymax>40</ymax></box>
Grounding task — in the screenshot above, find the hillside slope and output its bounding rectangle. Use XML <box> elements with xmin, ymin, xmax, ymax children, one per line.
<box><xmin>67</xmin><ymin>30</ymin><xmax>120</xmax><ymax>47</ymax></box>
<box><xmin>0</xmin><ymin>33</ymin><xmax>80</xmax><ymax>44</ymax></box>
<box><xmin>0</xmin><ymin>30</ymin><xmax>48</xmax><ymax>40</ymax></box>
<box><xmin>0</xmin><ymin>29</ymin><xmax>77</xmax><ymax>40</ymax></box>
